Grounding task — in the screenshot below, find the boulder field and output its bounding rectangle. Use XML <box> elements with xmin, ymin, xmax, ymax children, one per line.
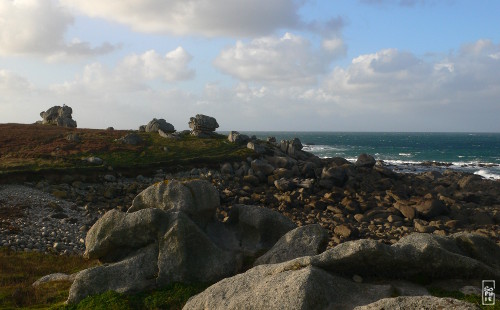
<box><xmin>64</xmin><ymin>178</ymin><xmax>500</xmax><ymax>308</ymax></box>
<box><xmin>20</xmin><ymin>134</ymin><xmax>498</xmax><ymax>308</ymax></box>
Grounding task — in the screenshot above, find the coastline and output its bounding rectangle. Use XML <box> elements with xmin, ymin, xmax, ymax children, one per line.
<box><xmin>1</xmin><ymin>129</ymin><xmax>499</xmax><ymax>308</ymax></box>
<box><xmin>229</xmin><ymin>131</ymin><xmax>500</xmax><ymax>180</ymax></box>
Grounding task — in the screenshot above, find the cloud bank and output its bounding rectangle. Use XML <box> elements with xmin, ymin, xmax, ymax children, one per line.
<box><xmin>214</xmin><ymin>33</ymin><xmax>345</xmax><ymax>85</ymax></box>
<box><xmin>0</xmin><ymin>0</ymin><xmax>117</xmax><ymax>59</ymax></box>
<box><xmin>60</xmin><ymin>0</ymin><xmax>304</xmax><ymax>37</ymax></box>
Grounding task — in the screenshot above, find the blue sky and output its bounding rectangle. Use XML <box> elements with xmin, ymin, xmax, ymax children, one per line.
<box><xmin>1</xmin><ymin>0</ymin><xmax>499</xmax><ymax>132</ymax></box>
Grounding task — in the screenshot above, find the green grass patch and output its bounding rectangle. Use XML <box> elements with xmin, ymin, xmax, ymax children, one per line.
<box><xmin>95</xmin><ymin>133</ymin><xmax>252</xmax><ymax>168</ymax></box>
<box><xmin>61</xmin><ymin>283</ymin><xmax>207</xmax><ymax>310</ymax></box>
<box><xmin>0</xmin><ymin>248</ymin><xmax>205</xmax><ymax>309</ymax></box>
<box><xmin>0</xmin><ymin>247</ymin><xmax>98</xmax><ymax>309</ymax></box>
<box><xmin>428</xmin><ymin>286</ymin><xmax>500</xmax><ymax>310</ymax></box>
<box><xmin>1</xmin><ymin>132</ymin><xmax>253</xmax><ymax>175</ymax></box>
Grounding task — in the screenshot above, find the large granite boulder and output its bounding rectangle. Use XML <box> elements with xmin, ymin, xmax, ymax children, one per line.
<box><xmin>128</xmin><ymin>179</ymin><xmax>219</xmax><ymax>228</ymax></box>
<box><xmin>184</xmin><ymin>232</ymin><xmax>498</xmax><ymax>309</ymax></box>
<box><xmin>40</xmin><ymin>105</ymin><xmax>77</xmax><ymax>128</ymax></box>
<box><xmin>68</xmin><ymin>244</ymin><xmax>159</xmax><ymax>304</ymax></box>
<box><xmin>157</xmin><ymin>212</ymin><xmax>239</xmax><ymax>286</ymax></box>
<box><xmin>145</xmin><ymin>118</ymin><xmax>175</xmax><ymax>133</ymax></box>
<box><xmin>250</xmin><ymin>159</ymin><xmax>275</xmax><ymax>176</ymax></box>
<box><xmin>279</xmin><ymin>138</ymin><xmax>321</xmax><ymax>163</ymax></box>
<box><xmin>355</xmin><ymin>153</ymin><xmax>376</xmax><ymax>168</ymax></box>
<box><xmin>188</xmin><ymin>114</ymin><xmax>219</xmax><ymax>138</ymax></box>
<box><xmin>311</xmin><ymin>232</ymin><xmax>500</xmax><ymax>281</ymax></box>
<box><xmin>183</xmin><ymin>262</ymin><xmax>394</xmax><ymax>310</ymax></box>
<box><xmin>84</xmin><ymin>208</ymin><xmax>169</xmax><ymax>262</ymax></box>
<box><xmin>254</xmin><ymin>224</ymin><xmax>328</xmax><ymax>266</ymax></box>
<box><xmin>413</xmin><ymin>198</ymin><xmax>449</xmax><ymax>219</ymax></box>
<box><xmin>68</xmin><ymin>180</ymin><xmax>299</xmax><ymax>304</ymax></box>
<box><xmin>226</xmin><ymin>204</ymin><xmax>297</xmax><ymax>257</ymax></box>
<box><xmin>321</xmin><ymin>166</ymin><xmax>347</xmax><ymax>186</ymax></box>
<box><xmin>280</xmin><ymin>138</ymin><xmax>303</xmax><ymax>157</ymax></box>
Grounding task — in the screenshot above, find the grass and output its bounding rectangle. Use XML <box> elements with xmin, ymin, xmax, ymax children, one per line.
<box><xmin>0</xmin><ymin>129</ymin><xmax>253</xmax><ymax>174</ymax></box>
<box><xmin>428</xmin><ymin>286</ymin><xmax>500</xmax><ymax>310</ymax></box>
<box><xmin>62</xmin><ymin>283</ymin><xmax>207</xmax><ymax>310</ymax></box>
<box><xmin>0</xmin><ymin>248</ymin><xmax>206</xmax><ymax>309</ymax></box>
<box><xmin>0</xmin><ymin>247</ymin><xmax>98</xmax><ymax>309</ymax></box>
<box><xmin>93</xmin><ymin>133</ymin><xmax>253</xmax><ymax>168</ymax></box>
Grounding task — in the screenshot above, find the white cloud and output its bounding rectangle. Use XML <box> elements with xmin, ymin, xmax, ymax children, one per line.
<box><xmin>45</xmin><ymin>48</ymin><xmax>195</xmax><ymax>128</ymax></box>
<box><xmin>0</xmin><ymin>0</ymin><xmax>117</xmax><ymax>59</ymax></box>
<box><xmin>214</xmin><ymin>33</ymin><xmax>344</xmax><ymax>85</ymax></box>
<box><xmin>120</xmin><ymin>48</ymin><xmax>194</xmax><ymax>82</ymax></box>
<box><xmin>318</xmin><ymin>40</ymin><xmax>500</xmax><ymax>130</ymax></box>
<box><xmin>2</xmin><ymin>39</ymin><xmax>500</xmax><ymax>132</ymax></box>
<box><xmin>53</xmin><ymin>47</ymin><xmax>194</xmax><ymax>94</ymax></box>
<box><xmin>60</xmin><ymin>0</ymin><xmax>303</xmax><ymax>37</ymax></box>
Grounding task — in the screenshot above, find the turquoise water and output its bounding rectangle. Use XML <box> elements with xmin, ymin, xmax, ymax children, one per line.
<box><xmin>237</xmin><ymin>132</ymin><xmax>500</xmax><ymax>179</ymax></box>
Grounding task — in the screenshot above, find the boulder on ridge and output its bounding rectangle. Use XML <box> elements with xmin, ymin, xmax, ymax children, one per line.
<box><xmin>189</xmin><ymin>114</ymin><xmax>219</xmax><ymax>138</ymax></box>
<box><xmin>40</xmin><ymin>105</ymin><xmax>77</xmax><ymax>128</ymax></box>
<box><xmin>145</xmin><ymin>118</ymin><xmax>175</xmax><ymax>133</ymax></box>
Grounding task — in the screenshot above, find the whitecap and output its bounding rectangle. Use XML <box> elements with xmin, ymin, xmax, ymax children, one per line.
<box><xmin>474</xmin><ymin>169</ymin><xmax>500</xmax><ymax>180</ymax></box>
<box><xmin>302</xmin><ymin>145</ymin><xmax>346</xmax><ymax>152</ymax></box>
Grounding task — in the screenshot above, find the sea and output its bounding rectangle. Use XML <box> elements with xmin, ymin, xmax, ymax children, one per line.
<box><xmin>236</xmin><ymin>132</ymin><xmax>500</xmax><ymax>180</ymax></box>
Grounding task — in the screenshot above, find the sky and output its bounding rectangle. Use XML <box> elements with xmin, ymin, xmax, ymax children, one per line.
<box><xmin>1</xmin><ymin>0</ymin><xmax>499</xmax><ymax>132</ymax></box>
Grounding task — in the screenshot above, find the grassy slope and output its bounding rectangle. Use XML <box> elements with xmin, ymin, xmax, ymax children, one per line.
<box><xmin>0</xmin><ymin>124</ymin><xmax>253</xmax><ymax>174</ymax></box>
<box><xmin>0</xmin><ymin>248</ymin><xmax>98</xmax><ymax>309</ymax></box>
<box><xmin>0</xmin><ymin>248</ymin><xmax>206</xmax><ymax>309</ymax></box>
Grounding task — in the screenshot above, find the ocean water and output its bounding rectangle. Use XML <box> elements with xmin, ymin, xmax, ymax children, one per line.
<box><xmin>238</xmin><ymin>132</ymin><xmax>500</xmax><ymax>180</ymax></box>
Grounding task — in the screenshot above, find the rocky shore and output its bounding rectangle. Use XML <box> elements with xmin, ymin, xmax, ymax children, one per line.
<box><xmin>1</xmin><ymin>136</ymin><xmax>499</xmax><ymax>256</ymax></box>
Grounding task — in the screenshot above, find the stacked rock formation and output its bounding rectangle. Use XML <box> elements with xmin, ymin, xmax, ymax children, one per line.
<box><xmin>143</xmin><ymin>118</ymin><xmax>175</xmax><ymax>134</ymax></box>
<box><xmin>188</xmin><ymin>114</ymin><xmax>219</xmax><ymax>138</ymax></box>
<box><xmin>67</xmin><ymin>179</ymin><xmax>301</xmax><ymax>303</ymax></box>
<box><xmin>39</xmin><ymin>105</ymin><xmax>77</xmax><ymax>128</ymax></box>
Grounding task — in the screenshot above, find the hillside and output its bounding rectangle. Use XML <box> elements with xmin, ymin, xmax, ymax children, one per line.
<box><xmin>0</xmin><ymin>123</ymin><xmax>252</xmax><ymax>178</ymax></box>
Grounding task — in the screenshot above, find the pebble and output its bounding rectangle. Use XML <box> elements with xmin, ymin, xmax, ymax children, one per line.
<box><xmin>0</xmin><ymin>185</ymin><xmax>87</xmax><ymax>254</ymax></box>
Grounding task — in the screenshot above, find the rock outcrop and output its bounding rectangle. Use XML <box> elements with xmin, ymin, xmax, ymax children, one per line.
<box><xmin>184</xmin><ymin>263</ymin><xmax>394</xmax><ymax>310</ymax></box>
<box><xmin>68</xmin><ymin>179</ymin><xmax>297</xmax><ymax>304</ymax></box>
<box><xmin>145</xmin><ymin>118</ymin><xmax>175</xmax><ymax>133</ymax></box>
<box><xmin>228</xmin><ymin>131</ymin><xmax>250</xmax><ymax>144</ymax></box>
<box><xmin>115</xmin><ymin>133</ymin><xmax>143</xmax><ymax>145</ymax></box>
<box><xmin>253</xmin><ymin>224</ymin><xmax>328</xmax><ymax>266</ymax></box>
<box><xmin>39</xmin><ymin>105</ymin><xmax>77</xmax><ymax>128</ymax></box>
<box><xmin>184</xmin><ymin>232</ymin><xmax>499</xmax><ymax>309</ymax></box>
<box><xmin>355</xmin><ymin>153</ymin><xmax>376</xmax><ymax>168</ymax></box>
<box><xmin>188</xmin><ymin>114</ymin><xmax>219</xmax><ymax>138</ymax></box>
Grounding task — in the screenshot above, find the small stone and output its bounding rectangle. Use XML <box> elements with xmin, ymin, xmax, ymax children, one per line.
<box><xmin>86</xmin><ymin>156</ymin><xmax>103</xmax><ymax>165</ymax></box>
<box><xmin>104</xmin><ymin>175</ymin><xmax>116</xmax><ymax>182</ymax></box>
<box><xmin>352</xmin><ymin>275</ymin><xmax>363</xmax><ymax>283</ymax></box>
<box><xmin>354</xmin><ymin>214</ymin><xmax>365</xmax><ymax>223</ymax></box>
<box><xmin>52</xmin><ymin>190</ymin><xmax>67</xmax><ymax>199</ymax></box>
<box><xmin>414</xmin><ymin>219</ymin><xmax>436</xmax><ymax>233</ymax></box>
<box><xmin>387</xmin><ymin>215</ymin><xmax>402</xmax><ymax>223</ymax></box>
<box><xmin>470</xmin><ymin>212</ymin><xmax>494</xmax><ymax>225</ymax></box>
<box><xmin>334</xmin><ymin>224</ymin><xmax>353</xmax><ymax>238</ymax></box>
<box><xmin>53</xmin><ymin>242</ymin><xmax>64</xmax><ymax>251</ymax></box>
